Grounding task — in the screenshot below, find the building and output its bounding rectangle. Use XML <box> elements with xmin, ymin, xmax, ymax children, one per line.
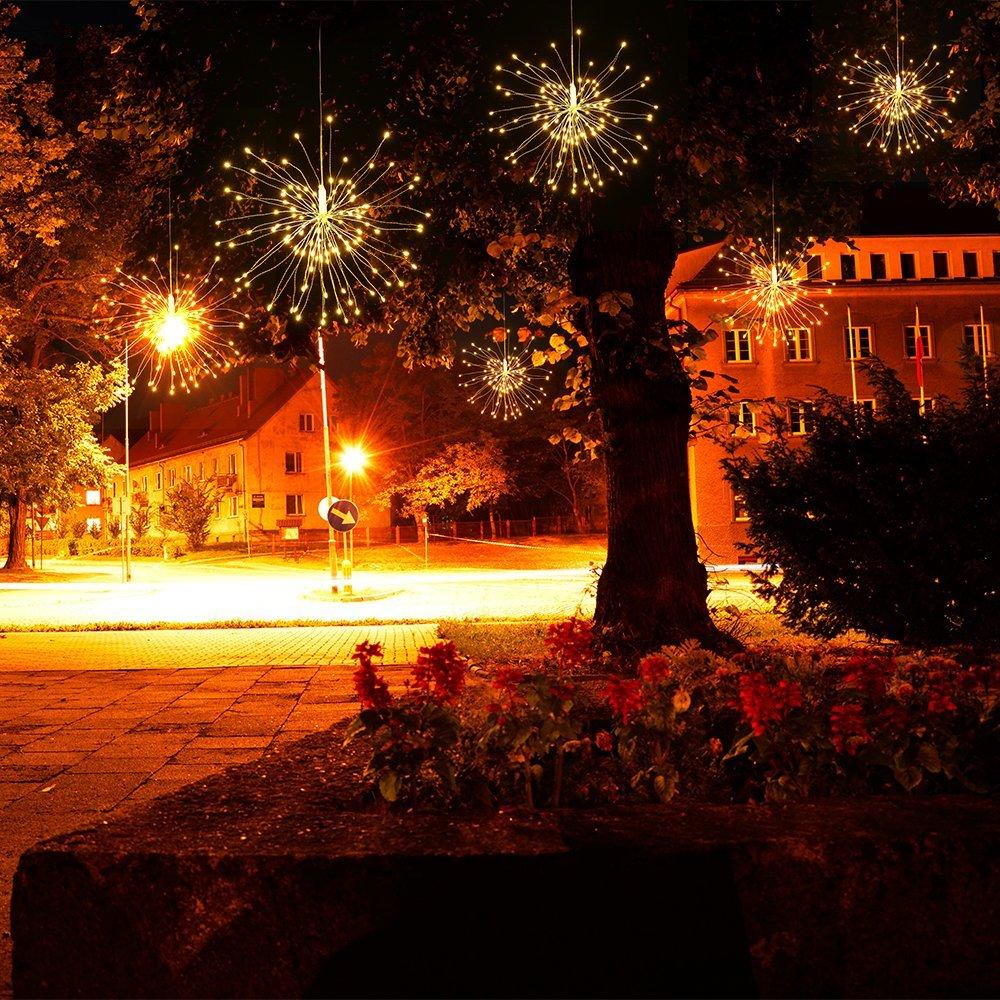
<box><xmin>121</xmin><ymin>363</ymin><xmax>387</xmax><ymax>546</ymax></box>
<box><xmin>668</xmin><ymin>233</ymin><xmax>1000</xmax><ymax>565</ymax></box>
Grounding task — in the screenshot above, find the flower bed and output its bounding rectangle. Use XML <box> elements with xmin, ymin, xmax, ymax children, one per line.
<box><xmin>348</xmin><ymin>618</ymin><xmax>1000</xmax><ymax>808</ymax></box>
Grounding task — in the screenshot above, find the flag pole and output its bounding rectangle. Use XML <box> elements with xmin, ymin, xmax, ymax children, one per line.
<box><xmin>915</xmin><ymin>303</ymin><xmax>926</xmax><ymax>416</ymax></box>
<box><xmin>846</xmin><ymin>304</ymin><xmax>859</xmax><ymax>405</ymax></box>
<box><xmin>980</xmin><ymin>303</ymin><xmax>990</xmax><ymax>401</ymax></box>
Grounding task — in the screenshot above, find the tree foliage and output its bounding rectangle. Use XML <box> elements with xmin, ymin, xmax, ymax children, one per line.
<box><xmin>160</xmin><ymin>478</ymin><xmax>219</xmax><ymax>551</ymax></box>
<box><xmin>724</xmin><ymin>360</ymin><xmax>1000</xmax><ymax>647</ymax></box>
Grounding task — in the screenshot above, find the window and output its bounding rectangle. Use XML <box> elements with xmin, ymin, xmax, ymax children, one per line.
<box><xmin>788</xmin><ymin>400</ymin><xmax>815</xmax><ymax>435</ymax></box>
<box><xmin>84</xmin><ymin>489</ymin><xmax>101</xmax><ymax>505</ymax></box>
<box><xmin>963</xmin><ymin>324</ymin><xmax>993</xmax><ymax>357</ymax></box>
<box><xmin>932</xmin><ymin>251</ymin><xmax>950</xmax><ymax>278</ymax></box>
<box><xmin>913</xmin><ymin>397</ymin><xmax>936</xmax><ymax>416</ymax></box>
<box><xmin>900</xmin><ymin>252</ymin><xmax>917</xmax><ymax>280</ymax></box>
<box><xmin>963</xmin><ymin>251</ymin><xmax>979</xmax><ymax>278</ymax></box>
<box><xmin>785</xmin><ymin>328</ymin><xmax>812</xmax><ymax>362</ymax></box>
<box><xmin>214</xmin><ymin>500</ymin><xmax>221</xmax><ymax>518</ymax></box>
<box><xmin>298</xmin><ymin>413</ymin><xmax>315</xmax><ymax>432</ymax></box>
<box><xmin>844</xmin><ymin>325</ymin><xmax>874</xmax><ymax>359</ymax></box>
<box><xmin>994</xmin><ymin>250</ymin><xmax>1000</xmax><ymax>277</ymax></box>
<box><xmin>285</xmin><ymin>494</ymin><xmax>304</xmax><ymax>516</ymax></box>
<box><xmin>284</xmin><ymin>451</ymin><xmax>303</xmax><ymax>474</ymax></box>
<box><xmin>869</xmin><ymin>253</ymin><xmax>887</xmax><ymax>280</ymax></box>
<box><xmin>197</xmin><ymin>461</ymin><xmax>204</xmax><ymax>481</ymax></box>
<box><xmin>141</xmin><ymin>475</ymin><xmax>148</xmax><ymax>493</ymax></box>
<box><xmin>903</xmin><ymin>324</ymin><xmax>933</xmax><ymax>359</ymax></box>
<box><xmin>724</xmin><ymin>328</ymin><xmax>752</xmax><ymax>363</ymax></box>
<box><xmin>212</xmin><ymin>457</ymin><xmax>219</xmax><ymax>476</ymax></box>
<box><xmin>730</xmin><ymin>401</ymin><xmax>756</xmax><ymax>434</ymax></box>
<box><xmin>112</xmin><ymin>482</ymin><xmax>117</xmax><ymax>498</ymax></box>
<box><xmin>85</xmin><ymin>517</ymin><xmax>102</xmax><ymax>533</ymax></box>
<box><xmin>183</xmin><ymin>464</ymin><xmax>192</xmax><ymax>483</ymax></box>
<box><xmin>155</xmin><ymin>472</ymin><xmax>162</xmax><ymax>491</ymax></box>
<box><xmin>229</xmin><ymin>496</ymin><xmax>238</xmax><ymax>517</ymax></box>
<box><xmin>840</xmin><ymin>254</ymin><xmax>857</xmax><ymax>280</ymax></box>
<box><xmin>855</xmin><ymin>399</ymin><xmax>877</xmax><ymax>419</ymax></box>
<box><xmin>168</xmin><ymin>468</ymin><xmax>176</xmax><ymax>487</ymax></box>
<box><xmin>227</xmin><ymin>453</ymin><xmax>237</xmax><ymax>475</ymax></box>
<box><xmin>806</xmin><ymin>255</ymin><xmax>823</xmax><ymax>280</ymax></box>
<box><xmin>733</xmin><ymin>491</ymin><xmax>750</xmax><ymax>523</ymax></box>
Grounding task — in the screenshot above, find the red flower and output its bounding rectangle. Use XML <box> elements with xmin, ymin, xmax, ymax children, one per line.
<box><xmin>639</xmin><ymin>653</ymin><xmax>672</xmax><ymax>685</ymax></box>
<box><xmin>594</xmin><ymin>730</ymin><xmax>613</xmax><ymax>752</ymax></box>
<box><xmin>545</xmin><ymin>616</ymin><xmax>594</xmax><ymax>672</ymax></box>
<box><xmin>842</xmin><ymin>655</ymin><xmax>893</xmax><ymax>701</ymax></box>
<box><xmin>493</xmin><ymin>667</ymin><xmax>527</xmax><ymax>706</ymax></box>
<box><xmin>708</xmin><ymin>737</ymin><xmax>724</xmax><ymax>756</ymax></box>
<box><xmin>830</xmin><ymin>703</ymin><xmax>870</xmax><ymax>754</ymax></box>
<box><xmin>877</xmin><ymin>702</ymin><xmax>908</xmax><ymax>734</ymax></box>
<box><xmin>605</xmin><ymin>678</ymin><xmax>645</xmax><ymax>724</ymax></box>
<box><xmin>352</xmin><ymin>641</ymin><xmax>391</xmax><ymax>710</ymax></box>
<box><xmin>411</xmin><ymin>640</ymin><xmax>467</xmax><ymax>705</ymax></box>
<box><xmin>737</xmin><ymin>674</ymin><xmax>803</xmax><ymax>736</ymax></box>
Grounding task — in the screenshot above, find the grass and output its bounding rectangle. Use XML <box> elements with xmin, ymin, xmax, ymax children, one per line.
<box><xmin>440</xmin><ymin>618</ymin><xmax>555</xmax><ymax>665</ymax></box>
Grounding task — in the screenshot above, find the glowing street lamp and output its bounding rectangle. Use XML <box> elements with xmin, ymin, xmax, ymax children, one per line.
<box><xmin>337</xmin><ymin>443</ymin><xmax>369</xmax><ymax>592</ymax></box>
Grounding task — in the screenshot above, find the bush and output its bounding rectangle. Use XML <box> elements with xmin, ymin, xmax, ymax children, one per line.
<box><xmin>160</xmin><ymin>479</ymin><xmax>219</xmax><ymax>551</ymax></box>
<box><xmin>723</xmin><ymin>359</ymin><xmax>1000</xmax><ymax>646</ymax></box>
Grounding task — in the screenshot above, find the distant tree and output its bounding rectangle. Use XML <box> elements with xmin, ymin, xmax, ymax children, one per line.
<box><xmin>723</xmin><ymin>359</ymin><xmax>1000</xmax><ymax>647</ymax></box>
<box><xmin>160</xmin><ymin>479</ymin><xmax>219</xmax><ymax>552</ymax></box>
<box><xmin>0</xmin><ymin>359</ymin><xmax>124</xmax><ymax>570</ymax></box>
<box><xmin>130</xmin><ymin>500</ymin><xmax>151</xmax><ymax>541</ymax></box>
<box><xmin>389</xmin><ymin>435</ymin><xmax>510</xmax><ymax>537</ymax></box>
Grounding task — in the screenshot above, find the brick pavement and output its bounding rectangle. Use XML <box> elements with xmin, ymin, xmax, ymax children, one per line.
<box><xmin>0</xmin><ymin>623</ymin><xmax>436</xmax><ymax>996</ymax></box>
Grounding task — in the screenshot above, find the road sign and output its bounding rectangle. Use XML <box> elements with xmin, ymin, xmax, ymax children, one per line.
<box><xmin>318</xmin><ymin>496</ymin><xmax>339</xmax><ymax>521</ymax></box>
<box><xmin>251</xmin><ymin>493</ymin><xmax>265</xmax><ymax>509</ymax></box>
<box><xmin>326</xmin><ymin>498</ymin><xmax>359</xmax><ymax>533</ymax></box>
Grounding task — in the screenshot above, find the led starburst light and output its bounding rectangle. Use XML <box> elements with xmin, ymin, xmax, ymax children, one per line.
<box><xmin>97</xmin><ymin>252</ymin><xmax>244</xmax><ymax>395</ymax></box>
<box><xmin>488</xmin><ymin>3</ymin><xmax>656</xmax><ymax>196</ymax></box>
<box><xmin>460</xmin><ymin>308</ymin><xmax>550</xmax><ymax>421</ymax></box>
<box><xmin>838</xmin><ymin>2</ymin><xmax>958</xmax><ymax>156</ymax></box>
<box><xmin>713</xmin><ymin>223</ymin><xmax>831</xmax><ymax>347</ymax></box>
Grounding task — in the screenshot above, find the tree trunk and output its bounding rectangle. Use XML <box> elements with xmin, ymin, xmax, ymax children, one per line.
<box><xmin>571</xmin><ymin>223</ymin><xmax>732</xmax><ymax>656</ymax></box>
<box><xmin>4</xmin><ymin>495</ymin><xmax>30</xmax><ymax>571</ymax></box>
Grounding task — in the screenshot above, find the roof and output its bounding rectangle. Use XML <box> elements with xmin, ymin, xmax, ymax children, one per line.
<box><xmin>128</xmin><ymin>366</ymin><xmax>315</xmax><ymax>467</ymax></box>
<box><xmin>665</xmin><ymin>240</ymin><xmax>725</xmax><ymax>299</ymax></box>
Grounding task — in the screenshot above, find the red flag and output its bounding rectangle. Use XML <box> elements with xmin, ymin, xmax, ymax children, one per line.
<box><xmin>914</xmin><ymin>326</ymin><xmax>925</xmax><ymax>388</ymax></box>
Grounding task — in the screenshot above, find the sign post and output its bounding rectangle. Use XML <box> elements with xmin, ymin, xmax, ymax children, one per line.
<box><xmin>320</xmin><ymin>497</ymin><xmax>360</xmax><ymax>595</ymax></box>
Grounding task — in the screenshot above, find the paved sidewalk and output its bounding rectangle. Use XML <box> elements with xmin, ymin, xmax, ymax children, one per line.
<box><xmin>0</xmin><ymin>622</ymin><xmax>438</xmax><ymax>671</ymax></box>
<box><xmin>0</xmin><ymin>627</ymin><xmax>435</xmax><ymax>996</ymax></box>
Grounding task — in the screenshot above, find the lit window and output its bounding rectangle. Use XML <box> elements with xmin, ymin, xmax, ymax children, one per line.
<box><xmin>963</xmin><ymin>251</ymin><xmax>979</xmax><ymax>278</ymax></box>
<box><xmin>84</xmin><ymin>489</ymin><xmax>101</xmax><ymax>505</ymax></box>
<box><xmin>724</xmin><ymin>329</ymin><xmax>752</xmax><ymax>363</ymax></box>
<box><xmin>730</xmin><ymin>401</ymin><xmax>756</xmax><ymax>434</ymax></box>
<box><xmin>85</xmin><ymin>517</ymin><xmax>102</xmax><ymax>533</ymax></box>
<box><xmin>299</xmin><ymin>413</ymin><xmax>315</xmax><ymax>432</ymax></box>
<box><xmin>285</xmin><ymin>494</ymin><xmax>304</xmax><ymax>516</ymax></box>
<box><xmin>932</xmin><ymin>252</ymin><xmax>949</xmax><ymax>278</ymax></box>
<box><xmin>840</xmin><ymin>254</ymin><xmax>857</xmax><ymax>280</ymax></box>
<box><xmin>785</xmin><ymin>328</ymin><xmax>812</xmax><ymax>362</ymax></box>
<box><xmin>844</xmin><ymin>326</ymin><xmax>874</xmax><ymax>359</ymax></box>
<box><xmin>963</xmin><ymin>324</ymin><xmax>993</xmax><ymax>357</ymax></box>
<box><xmin>183</xmin><ymin>464</ymin><xmax>192</xmax><ymax>483</ymax></box>
<box><xmin>869</xmin><ymin>253</ymin><xmax>887</xmax><ymax>280</ymax></box>
<box><xmin>733</xmin><ymin>491</ymin><xmax>750</xmax><ymax>523</ymax></box>
<box><xmin>903</xmin><ymin>325</ymin><xmax>933</xmax><ymax>359</ymax></box>
<box><xmin>284</xmin><ymin>451</ymin><xmax>303</xmax><ymax>474</ymax></box>
<box><xmin>788</xmin><ymin>400</ymin><xmax>815</xmax><ymax>435</ymax></box>
<box><xmin>900</xmin><ymin>252</ymin><xmax>917</xmax><ymax>280</ymax></box>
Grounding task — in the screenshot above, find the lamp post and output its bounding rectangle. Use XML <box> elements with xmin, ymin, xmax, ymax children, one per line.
<box><xmin>337</xmin><ymin>444</ymin><xmax>368</xmax><ymax>595</ymax></box>
<box><xmin>121</xmin><ymin>337</ymin><xmax>132</xmax><ymax>583</ymax></box>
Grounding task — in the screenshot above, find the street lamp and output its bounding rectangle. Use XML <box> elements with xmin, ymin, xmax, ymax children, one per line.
<box><xmin>337</xmin><ymin>443</ymin><xmax>369</xmax><ymax>592</ymax></box>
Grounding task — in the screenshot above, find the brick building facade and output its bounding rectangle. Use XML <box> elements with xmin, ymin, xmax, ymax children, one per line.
<box><xmin>668</xmin><ymin>233</ymin><xmax>1000</xmax><ymax>565</ymax></box>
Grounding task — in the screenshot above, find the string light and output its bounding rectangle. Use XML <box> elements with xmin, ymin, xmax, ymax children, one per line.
<box><xmin>838</xmin><ymin>2</ymin><xmax>958</xmax><ymax>156</ymax></box>
<box><xmin>216</xmin><ymin>37</ymin><xmax>426</xmax><ymax>327</ymax></box>
<box><xmin>97</xmin><ymin>214</ymin><xmax>244</xmax><ymax>395</ymax></box>
<box><xmin>713</xmin><ymin>202</ymin><xmax>831</xmax><ymax>346</ymax></box>
<box><xmin>460</xmin><ymin>301</ymin><xmax>549</xmax><ymax>421</ymax></box>
<box><xmin>488</xmin><ymin>1</ymin><xmax>656</xmax><ymax>195</ymax></box>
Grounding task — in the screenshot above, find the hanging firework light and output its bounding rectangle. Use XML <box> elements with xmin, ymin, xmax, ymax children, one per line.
<box><xmin>713</xmin><ymin>201</ymin><xmax>831</xmax><ymax>346</ymax></box>
<box><xmin>216</xmin><ymin>39</ymin><xmax>427</xmax><ymax>327</ymax></box>
<box><xmin>460</xmin><ymin>300</ymin><xmax>550</xmax><ymax>421</ymax></box>
<box><xmin>96</xmin><ymin>210</ymin><xmax>245</xmax><ymax>395</ymax></box>
<box><xmin>838</xmin><ymin>0</ymin><xmax>958</xmax><ymax>156</ymax></box>
<box><xmin>488</xmin><ymin>0</ymin><xmax>656</xmax><ymax>195</ymax></box>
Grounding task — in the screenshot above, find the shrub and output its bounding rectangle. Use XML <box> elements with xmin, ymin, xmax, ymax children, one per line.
<box><xmin>160</xmin><ymin>479</ymin><xmax>219</xmax><ymax>551</ymax></box>
<box><xmin>345</xmin><ymin>640</ymin><xmax>468</xmax><ymax>804</ymax></box>
<box><xmin>723</xmin><ymin>359</ymin><xmax>1000</xmax><ymax>646</ymax></box>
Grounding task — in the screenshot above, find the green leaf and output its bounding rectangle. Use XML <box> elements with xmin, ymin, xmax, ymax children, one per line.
<box><xmin>379</xmin><ymin>770</ymin><xmax>401</xmax><ymax>802</ymax></box>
